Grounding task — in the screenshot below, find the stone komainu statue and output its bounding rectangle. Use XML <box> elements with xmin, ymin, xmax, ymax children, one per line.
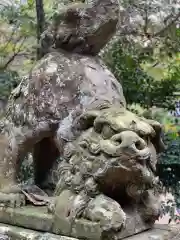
<box><xmin>0</xmin><ymin>0</ymin><xmax>165</xmax><ymax>239</ymax></box>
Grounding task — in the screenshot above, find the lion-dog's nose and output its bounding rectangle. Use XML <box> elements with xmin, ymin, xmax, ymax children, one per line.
<box><xmin>100</xmin><ymin>130</ymin><xmax>151</xmax><ymax>164</ymax></box>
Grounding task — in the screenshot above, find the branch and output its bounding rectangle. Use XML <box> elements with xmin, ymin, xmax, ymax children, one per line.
<box><xmin>143</xmin><ymin>5</ymin><xmax>149</xmax><ymax>36</ymax></box>
<box><xmin>0</xmin><ymin>26</ymin><xmax>19</xmax><ymax>53</ymax></box>
<box><xmin>153</xmin><ymin>12</ymin><xmax>180</xmax><ymax>37</ymax></box>
<box><xmin>117</xmin><ymin>11</ymin><xmax>180</xmax><ymax>41</ymax></box>
<box><xmin>118</xmin><ymin>29</ymin><xmax>144</xmax><ymax>37</ymax></box>
<box><xmin>0</xmin><ymin>37</ymin><xmax>27</xmax><ymax>70</ymax></box>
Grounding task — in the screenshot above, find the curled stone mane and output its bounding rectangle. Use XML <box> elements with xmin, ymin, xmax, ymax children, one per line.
<box><xmin>56</xmin><ymin>107</ymin><xmax>163</xmax><ymax>201</ymax></box>
<box><xmin>52</xmin><ymin>106</ymin><xmax>164</xmax><ymax>232</ymax></box>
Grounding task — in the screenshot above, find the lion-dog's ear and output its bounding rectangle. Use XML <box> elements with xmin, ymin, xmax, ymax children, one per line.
<box><xmin>142</xmin><ymin>118</ymin><xmax>165</xmax><ymax>154</ymax></box>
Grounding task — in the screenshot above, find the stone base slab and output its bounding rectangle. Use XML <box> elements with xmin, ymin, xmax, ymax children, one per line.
<box><xmin>0</xmin><ymin>223</ymin><xmax>179</xmax><ymax>240</ymax></box>
<box><xmin>126</xmin><ymin>224</ymin><xmax>180</xmax><ymax>240</ymax></box>
<box><xmin>0</xmin><ymin>223</ymin><xmax>77</xmax><ymax>240</ymax></box>
<box><xmin>0</xmin><ymin>206</ymin><xmax>155</xmax><ymax>240</ymax></box>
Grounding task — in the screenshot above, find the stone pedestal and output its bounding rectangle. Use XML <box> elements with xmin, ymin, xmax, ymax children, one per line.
<box><xmin>0</xmin><ymin>223</ymin><xmax>179</xmax><ymax>240</ymax></box>
<box><xmin>0</xmin><ymin>205</ymin><xmax>154</xmax><ymax>240</ymax></box>
<box><xmin>126</xmin><ymin>224</ymin><xmax>180</xmax><ymax>240</ymax></box>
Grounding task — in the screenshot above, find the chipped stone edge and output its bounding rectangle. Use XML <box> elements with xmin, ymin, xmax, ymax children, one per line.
<box><xmin>0</xmin><ymin>223</ymin><xmax>79</xmax><ymax>240</ymax></box>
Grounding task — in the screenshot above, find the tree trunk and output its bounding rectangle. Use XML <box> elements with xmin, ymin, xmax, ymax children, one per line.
<box><xmin>35</xmin><ymin>0</ymin><xmax>45</xmax><ymax>60</ymax></box>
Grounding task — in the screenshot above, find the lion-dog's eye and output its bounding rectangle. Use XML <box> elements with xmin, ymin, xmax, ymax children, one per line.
<box><xmin>101</xmin><ymin>124</ymin><xmax>116</xmax><ymax>139</ymax></box>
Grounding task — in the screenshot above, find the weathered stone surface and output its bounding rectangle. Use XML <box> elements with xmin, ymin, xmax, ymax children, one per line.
<box><xmin>0</xmin><ymin>105</ymin><xmax>164</xmax><ymax>239</ymax></box>
<box><xmin>0</xmin><ymin>206</ymin><xmax>53</xmax><ymax>232</ymax></box>
<box><xmin>40</xmin><ymin>0</ymin><xmax>120</xmax><ymax>56</ymax></box>
<box><xmin>0</xmin><ymin>0</ymin><xmax>165</xmax><ymax>239</ymax></box>
<box><xmin>49</xmin><ymin>107</ymin><xmax>164</xmax><ymax>238</ymax></box>
<box><xmin>0</xmin><ymin>223</ymin><xmax>179</xmax><ymax>240</ymax></box>
<box><xmin>0</xmin><ymin>223</ymin><xmax>78</xmax><ymax>240</ymax></box>
<box><xmin>0</xmin><ymin>51</ymin><xmax>125</xmax><ymax>195</ymax></box>
<box><xmin>0</xmin><ymin>205</ymin><xmax>162</xmax><ymax>240</ymax></box>
<box><xmin>125</xmin><ymin>224</ymin><xmax>180</xmax><ymax>240</ymax></box>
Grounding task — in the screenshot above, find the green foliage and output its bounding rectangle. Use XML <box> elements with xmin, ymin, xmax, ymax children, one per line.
<box><xmin>157</xmin><ymin>115</ymin><xmax>180</xmax><ymax>206</ymax></box>
<box><xmin>0</xmin><ymin>2</ymin><xmax>37</xmax><ymax>72</ymax></box>
<box><xmin>160</xmin><ymin>122</ymin><xmax>180</xmax><ymax>165</ymax></box>
<box><xmin>0</xmin><ymin>2</ymin><xmax>36</xmax><ymax>37</ymax></box>
<box><xmin>0</xmin><ymin>0</ymin><xmax>60</xmax><ymax>71</ymax></box>
<box><xmin>130</xmin><ymin>105</ymin><xmax>180</xmax><ymax>215</ymax></box>
<box><xmin>144</xmin><ymin>109</ymin><xmax>180</xmax><ymax>211</ymax></box>
<box><xmin>103</xmin><ymin>40</ymin><xmax>180</xmax><ymax>110</ymax></box>
<box><xmin>0</xmin><ymin>0</ymin><xmax>56</xmax><ymax>100</ymax></box>
<box><xmin>127</xmin><ymin>103</ymin><xmax>146</xmax><ymax>115</ymax></box>
<box><xmin>0</xmin><ymin>70</ymin><xmax>20</xmax><ymax>100</ymax></box>
<box><xmin>140</xmin><ymin>109</ymin><xmax>180</xmax><ymax>166</ymax></box>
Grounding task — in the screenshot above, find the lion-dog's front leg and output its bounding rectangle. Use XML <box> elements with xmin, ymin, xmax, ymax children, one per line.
<box><xmin>50</xmin><ymin>190</ymin><xmax>126</xmax><ymax>236</ymax></box>
<box><xmin>83</xmin><ymin>194</ymin><xmax>126</xmax><ymax>233</ymax></box>
<box><xmin>50</xmin><ymin>189</ymin><xmax>90</xmax><ymax>235</ymax></box>
<box><xmin>51</xmin><ymin>159</ymin><xmax>126</xmax><ymax>235</ymax></box>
